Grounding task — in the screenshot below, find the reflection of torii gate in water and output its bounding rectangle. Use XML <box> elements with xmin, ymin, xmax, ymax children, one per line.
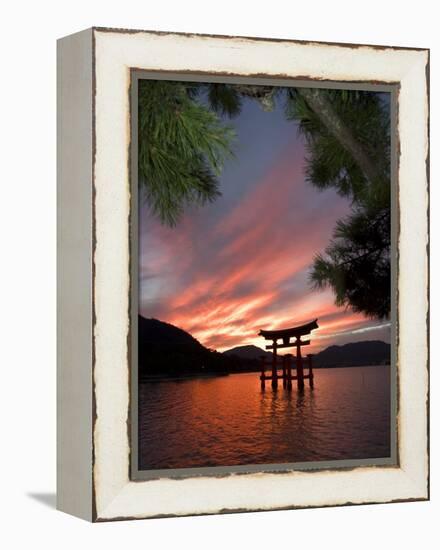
<box><xmin>259</xmin><ymin>319</ymin><xmax>319</xmax><ymax>391</ymax></box>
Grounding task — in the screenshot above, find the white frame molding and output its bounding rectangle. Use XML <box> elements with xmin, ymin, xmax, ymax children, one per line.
<box><xmin>57</xmin><ymin>27</ymin><xmax>429</xmax><ymax>522</ymax></box>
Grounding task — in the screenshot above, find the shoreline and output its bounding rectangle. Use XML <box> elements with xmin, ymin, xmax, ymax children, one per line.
<box><xmin>139</xmin><ymin>364</ymin><xmax>390</xmax><ymax>383</ymax></box>
<box><xmin>139</xmin><ymin>372</ymin><xmax>230</xmax><ymax>383</ymax></box>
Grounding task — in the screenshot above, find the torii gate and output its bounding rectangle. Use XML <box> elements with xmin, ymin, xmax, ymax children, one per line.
<box><xmin>258</xmin><ymin>319</ymin><xmax>319</xmax><ymax>390</ymax></box>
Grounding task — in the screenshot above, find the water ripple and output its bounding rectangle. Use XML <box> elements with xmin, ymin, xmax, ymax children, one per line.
<box><xmin>139</xmin><ymin>366</ymin><xmax>391</xmax><ymax>470</ymax></box>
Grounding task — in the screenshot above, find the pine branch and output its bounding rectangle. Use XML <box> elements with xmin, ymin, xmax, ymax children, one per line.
<box><xmin>138</xmin><ymin>80</ymin><xmax>236</xmax><ymax>225</ymax></box>
<box><xmin>297</xmin><ymin>87</ymin><xmax>381</xmax><ymax>185</ymax></box>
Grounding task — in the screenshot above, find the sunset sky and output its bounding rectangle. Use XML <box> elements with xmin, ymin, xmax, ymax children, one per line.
<box><xmin>139</xmin><ymin>92</ymin><xmax>391</xmax><ymax>353</ymax></box>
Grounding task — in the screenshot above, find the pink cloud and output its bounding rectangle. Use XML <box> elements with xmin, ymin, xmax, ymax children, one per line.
<box><xmin>139</xmin><ymin>138</ymin><xmax>384</xmax><ymax>352</ymax></box>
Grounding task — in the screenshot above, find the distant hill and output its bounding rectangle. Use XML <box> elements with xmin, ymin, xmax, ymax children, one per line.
<box><xmin>138</xmin><ymin>316</ymin><xmax>232</xmax><ymax>379</ymax></box>
<box><xmin>313</xmin><ymin>340</ymin><xmax>390</xmax><ymax>368</ymax></box>
<box><xmin>138</xmin><ymin>316</ymin><xmax>205</xmax><ymax>354</ymax></box>
<box><xmin>224</xmin><ymin>340</ymin><xmax>390</xmax><ymax>368</ymax></box>
<box><xmin>223</xmin><ymin>340</ymin><xmax>390</xmax><ymax>368</ymax></box>
<box><xmin>223</xmin><ymin>345</ymin><xmax>272</xmax><ymax>360</ymax></box>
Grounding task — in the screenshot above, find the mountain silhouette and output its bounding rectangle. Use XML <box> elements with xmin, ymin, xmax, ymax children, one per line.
<box><xmin>223</xmin><ymin>345</ymin><xmax>272</xmax><ymax>360</ymax></box>
<box><xmin>313</xmin><ymin>340</ymin><xmax>390</xmax><ymax>367</ymax></box>
<box><xmin>223</xmin><ymin>339</ymin><xmax>390</xmax><ymax>368</ymax></box>
<box><xmin>138</xmin><ymin>315</ymin><xmax>206</xmax><ymax>353</ymax></box>
<box><xmin>138</xmin><ymin>316</ymin><xmax>231</xmax><ymax>379</ymax></box>
<box><xmin>138</xmin><ymin>316</ymin><xmax>391</xmax><ymax>379</ymax></box>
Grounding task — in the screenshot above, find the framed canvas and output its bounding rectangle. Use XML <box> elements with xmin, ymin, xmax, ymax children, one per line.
<box><xmin>57</xmin><ymin>27</ymin><xmax>429</xmax><ymax>522</ymax></box>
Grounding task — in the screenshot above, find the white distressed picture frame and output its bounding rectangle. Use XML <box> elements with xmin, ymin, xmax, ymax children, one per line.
<box><xmin>57</xmin><ymin>27</ymin><xmax>429</xmax><ymax>522</ymax></box>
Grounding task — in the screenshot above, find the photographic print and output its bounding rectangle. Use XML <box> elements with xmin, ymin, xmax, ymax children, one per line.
<box><xmin>57</xmin><ymin>28</ymin><xmax>428</xmax><ymax>520</ymax></box>
<box><xmin>134</xmin><ymin>77</ymin><xmax>395</xmax><ymax>474</ymax></box>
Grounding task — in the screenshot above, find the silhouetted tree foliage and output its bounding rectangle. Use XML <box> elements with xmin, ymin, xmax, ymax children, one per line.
<box><xmin>285</xmin><ymin>88</ymin><xmax>391</xmax><ymax>319</ymax></box>
<box><xmin>138</xmin><ymin>81</ymin><xmax>391</xmax><ymax>319</ymax></box>
<box><xmin>138</xmin><ymin>80</ymin><xmax>235</xmax><ymax>225</ymax></box>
